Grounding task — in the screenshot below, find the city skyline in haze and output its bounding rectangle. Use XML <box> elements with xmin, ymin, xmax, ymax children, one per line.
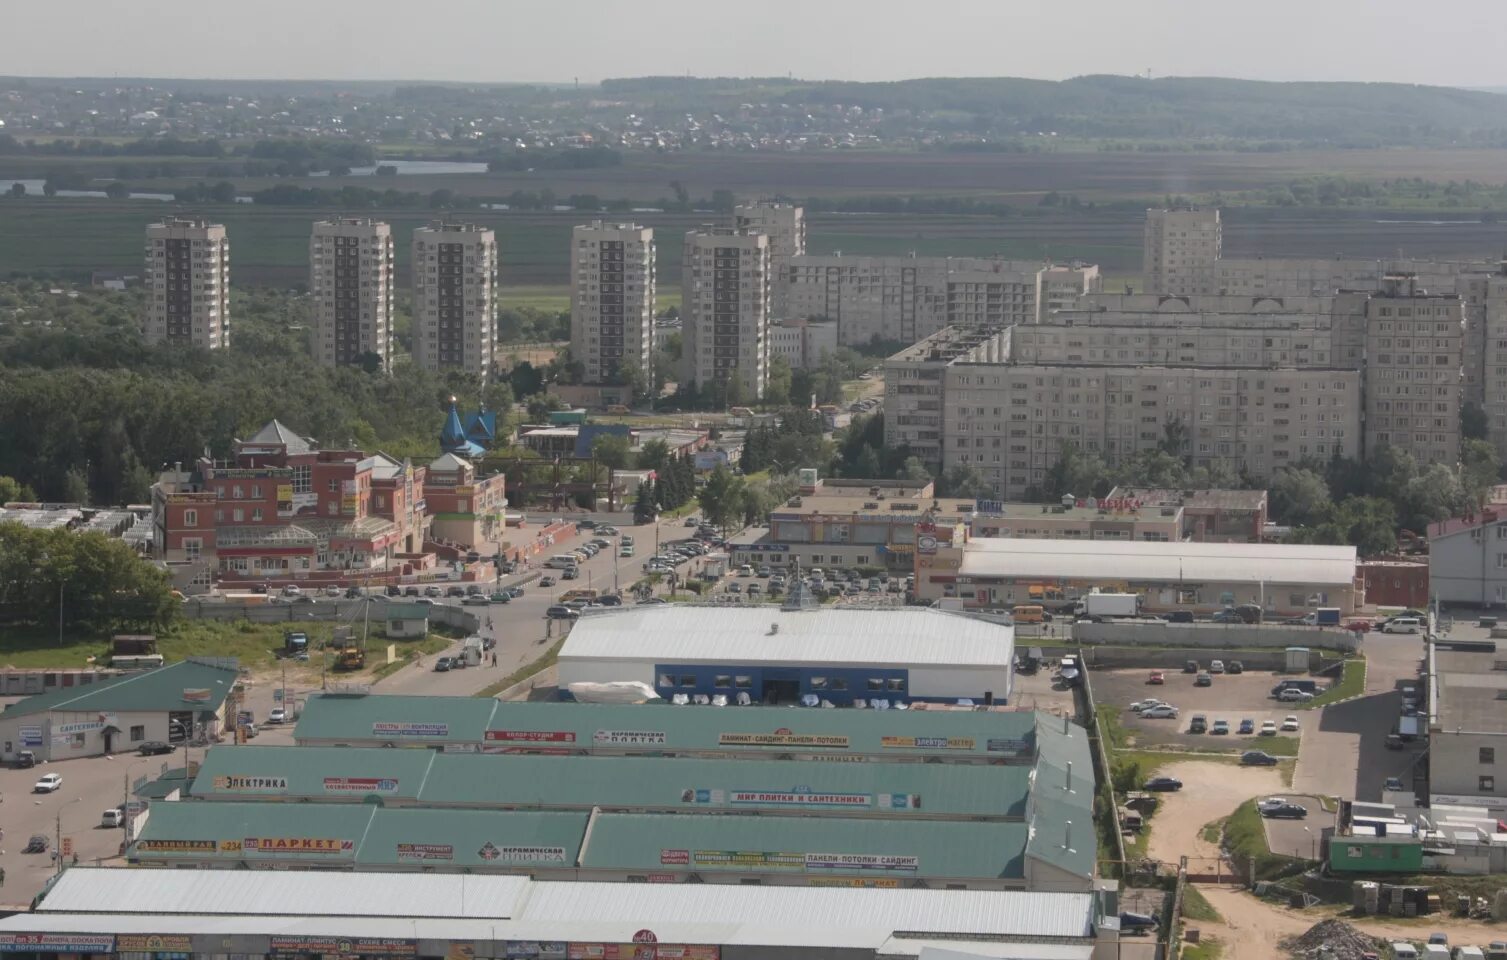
<box><xmin>3</xmin><ymin>0</ymin><xmax>1507</xmax><ymax>89</ymax></box>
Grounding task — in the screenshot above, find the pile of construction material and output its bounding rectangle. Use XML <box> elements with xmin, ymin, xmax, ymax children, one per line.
<box><xmin>1284</xmin><ymin>918</ymin><xmax>1384</xmax><ymax>960</ymax></box>
<box><xmin>1352</xmin><ymin>880</ymin><xmax>1439</xmax><ymax>916</ymax></box>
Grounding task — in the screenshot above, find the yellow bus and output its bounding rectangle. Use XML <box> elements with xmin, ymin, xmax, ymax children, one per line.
<box><xmin>560</xmin><ymin>588</ymin><xmax>599</xmax><ymax>604</ymax></box>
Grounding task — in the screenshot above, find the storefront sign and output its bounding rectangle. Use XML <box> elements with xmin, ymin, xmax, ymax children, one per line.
<box><xmin>396</xmin><ymin>843</ymin><xmax>454</xmax><ymax>861</ymax></box>
<box><xmin>485</xmin><ymin>729</ymin><xmax>576</xmax><ymax>743</ymax></box>
<box><xmin>372</xmin><ymin>722</ymin><xmax>449</xmax><ymax>738</ymax></box>
<box><xmin>689</xmin><ymin>849</ymin><xmax>805</xmax><ymax>869</ymax></box>
<box><xmin>808</xmin><ymin>878</ymin><xmax>901</xmax><ymax>888</ymax></box>
<box><xmin>242</xmin><ymin>837</ymin><xmax>353</xmax><ymax>855</ymax></box>
<box><xmin>717</xmin><ymin>730</ymin><xmax>848</xmax><ymax>748</ymax></box>
<box><xmin>806</xmin><ymin>852</ymin><xmax>919</xmax><ymax>871</ymax></box>
<box><xmin>505</xmin><ymin>943</ymin><xmax>568</xmax><ymax>959</ymax></box>
<box><xmin>592</xmin><ymin>729</ymin><xmax>666</xmax><ymax>746</ymax></box>
<box><xmin>55</xmin><ymin>720</ymin><xmax>104</xmax><ymax>735</ymax></box>
<box><xmin>477</xmin><ymin>842</ymin><xmax>567</xmax><ymax>862</ymax></box>
<box><xmin>136</xmin><ymin>839</ymin><xmax>220</xmax><ymax>853</ymax></box>
<box><xmin>679</xmin><ymin>788</ymin><xmax>725</xmax><ymax>805</ymax></box>
<box><xmin>658</xmin><ymin>849</ymin><xmax>690</xmax><ymax>865</ymax></box>
<box><xmin>986</xmin><ymin>738</ymin><xmax>1031</xmax><ymax>754</ymax></box>
<box><xmin>728</xmin><ymin>790</ymin><xmax>872</xmax><ymax>808</ymax></box>
<box><xmin>19</xmin><ymin>726</ymin><xmax>41</xmax><ymax>747</ymax></box>
<box><xmin>0</xmin><ymin>934</ymin><xmax>116</xmax><ymax>953</ymax></box>
<box><xmin>213</xmin><ymin>775</ymin><xmax>288</xmax><ymax>792</ymax></box>
<box><xmin>880</xmin><ymin>735</ymin><xmax>976</xmax><ymax>750</ymax></box>
<box><xmin>118</xmin><ymin>935</ymin><xmax>193</xmax><ymax>952</ymax></box>
<box><xmin>270</xmin><ymin>937</ymin><xmax>415</xmax><ymax>956</ymax></box>
<box><xmin>324</xmin><ymin>776</ymin><xmax>400</xmax><ymax>794</ymax></box>
<box><xmin>568</xmin><ymin>946</ymin><xmax>718</xmax><ymax>960</ymax></box>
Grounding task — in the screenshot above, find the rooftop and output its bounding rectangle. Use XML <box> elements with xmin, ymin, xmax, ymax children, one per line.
<box><xmin>242</xmin><ymin>419</ymin><xmax>313</xmax><ymax>456</ymax></box>
<box><xmin>769</xmin><ymin>494</ymin><xmax>975</xmax><ymax>519</ymax></box>
<box><xmin>558</xmin><ymin>605</ymin><xmax>1014</xmax><ymax>670</ymax></box>
<box><xmin>958</xmin><ymin>538</ymin><xmax>1356</xmax><ymax>587</ymax></box>
<box><xmin>1106</xmin><ymin>487</ymin><xmax>1269</xmax><ymax>511</ymax></box>
<box><xmin>0</xmin><ymin>660</ymin><xmax>239</xmax><ymax>720</ymax></box>
<box><xmin>1432</xmin><ymin>643</ymin><xmax>1507</xmax><ymax>735</ymax></box>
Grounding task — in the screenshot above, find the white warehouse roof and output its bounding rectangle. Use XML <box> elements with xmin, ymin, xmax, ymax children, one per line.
<box><xmin>958</xmin><ymin>538</ymin><xmax>1356</xmax><ymax>587</ymax></box>
<box><xmin>559</xmin><ymin>605</ymin><xmax>1014</xmax><ymax>669</ymax></box>
<box><xmin>26</xmin><ymin>869</ymin><xmax>1095</xmax><ymax>949</ymax></box>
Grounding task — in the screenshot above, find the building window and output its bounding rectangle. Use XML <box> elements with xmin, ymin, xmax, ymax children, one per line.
<box><xmin>129</xmin><ymin>725</ymin><xmax>145</xmax><ymax>742</ymax></box>
<box><xmin>713</xmin><ymin>675</ymin><xmax>731</xmax><ymax>689</ymax></box>
<box><xmin>734</xmin><ymin>675</ymin><xmax>752</xmax><ymax>689</ymax></box>
<box><xmin>183</xmin><ymin>509</ymin><xmax>197</xmax><ymax>527</ymax></box>
<box><xmin>1481</xmin><ymin>776</ymin><xmax>1496</xmax><ymax>793</ymax></box>
<box><xmin>1482</xmin><ymin>747</ymin><xmax>1496</xmax><ymax>764</ymax></box>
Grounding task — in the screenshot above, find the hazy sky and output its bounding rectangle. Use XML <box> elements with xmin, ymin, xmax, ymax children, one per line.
<box><xmin>5</xmin><ymin>0</ymin><xmax>1507</xmax><ymax>88</ymax></box>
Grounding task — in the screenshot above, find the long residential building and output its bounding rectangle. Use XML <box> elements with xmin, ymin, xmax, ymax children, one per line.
<box><xmin>570</xmin><ymin>221</ymin><xmax>655</xmax><ymax>387</ymax></box>
<box><xmin>309</xmin><ymin>218</ymin><xmax>394</xmax><ymax>370</ymax></box>
<box><xmin>734</xmin><ymin>201</ymin><xmax>805</xmax><ymax>316</ymax></box>
<box><xmin>785</xmin><ymin>255</ymin><xmax>1097</xmax><ymax>346</ymax></box>
<box><xmin>412</xmin><ymin>221</ymin><xmax>498</xmax><ymax>377</ymax></box>
<box><xmin>682</xmin><ymin>226</ymin><xmax>771</xmax><ymax>400</ymax></box>
<box><xmin>1362</xmin><ymin>274</ymin><xmax>1464</xmax><ymax>466</ymax></box>
<box><xmin>142</xmin><ymin>218</ymin><xmax>230</xmax><ymax>348</ymax></box>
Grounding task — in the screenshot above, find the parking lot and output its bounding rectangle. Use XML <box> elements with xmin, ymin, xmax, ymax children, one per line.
<box><xmin>1096</xmin><ymin>667</ymin><xmax>1310</xmax><ymax>751</ymax></box>
<box><xmin>1258</xmin><ymin>794</ymin><xmax>1330</xmax><ymax>860</ymax></box>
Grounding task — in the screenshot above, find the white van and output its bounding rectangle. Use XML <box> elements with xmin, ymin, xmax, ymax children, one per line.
<box><xmin>547</xmin><ymin>555</ymin><xmax>580</xmax><ymax>570</ymax></box>
<box><xmin>101</xmin><ymin>808</ymin><xmax>124</xmax><ymax>828</ymax></box>
<box><xmin>1383</xmin><ymin>617</ymin><xmax>1422</xmax><ymax>635</ymax></box>
<box><xmin>1391</xmin><ymin>946</ymin><xmax>1419</xmax><ymax>960</ymax></box>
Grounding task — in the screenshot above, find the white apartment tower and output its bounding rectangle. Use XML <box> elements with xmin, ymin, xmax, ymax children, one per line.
<box><xmin>1364</xmin><ymin>274</ymin><xmax>1465</xmax><ymax>467</ymax></box>
<box><xmin>570</xmin><ymin>222</ymin><xmax>656</xmax><ymax>387</ymax></box>
<box><xmin>411</xmin><ymin>221</ymin><xmax>498</xmax><ymax>378</ymax></box>
<box><xmin>309</xmin><ymin>218</ymin><xmax>394</xmax><ymax>371</ymax></box>
<box><xmin>143</xmin><ymin>218</ymin><xmax>230</xmax><ymax>348</ymax></box>
<box><xmin>1143</xmin><ymin>208</ymin><xmax>1221</xmax><ymax>296</ymax></box>
<box><xmin>734</xmin><ymin>202</ymin><xmax>805</xmax><ymax>317</ymax></box>
<box><xmin>682</xmin><ymin>227</ymin><xmax>771</xmax><ymax>401</ymax></box>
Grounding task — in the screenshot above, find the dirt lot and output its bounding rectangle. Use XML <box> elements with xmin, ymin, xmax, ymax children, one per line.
<box><xmin>1098</xmin><ymin>668</ymin><xmax>1308</xmax><ymax>750</ymax></box>
<box><xmin>1144</xmin><ymin>760</ymin><xmax>1285</xmax><ymax>866</ymax></box>
<box><xmin>1008</xmin><ymin>667</ymin><xmax>1077</xmax><ymax>717</ymax></box>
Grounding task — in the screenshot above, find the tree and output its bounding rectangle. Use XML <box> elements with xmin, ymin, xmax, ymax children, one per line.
<box><xmin>765</xmin><ymin>353</ymin><xmax>792</xmax><ymax>407</ymax></box>
<box><xmin>633</xmin><ymin>482</ymin><xmax>657</xmax><ymax>522</ymax></box>
<box><xmin>940</xmin><ymin>463</ymin><xmax>992</xmax><ymax>498</ymax></box>
<box><xmin>209</xmin><ymin>180</ymin><xmax>237</xmax><ymax>203</ymax></box>
<box><xmin>1397</xmin><ymin>464</ymin><xmax>1466</xmax><ymax>534</ymax></box>
<box><xmin>1462</xmin><ymin>438</ymin><xmax>1502</xmax><ymax>506</ymax></box>
<box><xmin>1463</xmin><ymin>401</ymin><xmax>1490</xmax><ymax>442</ymax></box>
<box><xmin>7</xmin><ymin>182</ymin><xmax>23</xmax><ymax>198</ymax></box>
<box><xmin>590</xmin><ymin>434</ymin><xmax>632</xmax><ymax>470</ymax></box>
<box><xmin>897</xmin><ymin>457</ymin><xmax>932</xmax><ymax>484</ymax></box>
<box><xmin>853</xmin><ymin>445</ymin><xmax>881</xmax><ymax>478</ymax></box>
<box><xmin>1041</xmin><ymin>443</ymin><xmax>1112</xmax><ymax>500</ymax></box>
<box><xmin>636</xmin><ymin>439</ymin><xmax>671</xmax><ymax>475</ymax></box>
<box><xmin>103</xmin><ymin>181</ymin><xmax>129</xmax><ymax>200</ymax></box>
<box><xmin>698</xmin><ymin>464</ymin><xmax>744</xmax><ymax>533</ymax></box>
<box><xmin>1269</xmin><ymin>468</ymin><xmax>1332</xmax><ymax>527</ymax></box>
<box><xmin>42</xmin><ymin>180</ymin><xmax>57</xmax><ymax>197</ymax></box>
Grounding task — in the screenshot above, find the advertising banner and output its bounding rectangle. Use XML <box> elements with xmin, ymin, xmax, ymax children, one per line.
<box><xmin>986</xmin><ymin>738</ymin><xmax>1031</xmax><ymax>754</ymax></box>
<box><xmin>324</xmin><ymin>777</ymin><xmax>400</xmax><ymax>794</ymax></box>
<box><xmin>568</xmin><ymin>947</ymin><xmax>717</xmax><ymax>960</ymax></box>
<box><xmin>182</xmin><ymin>688</ymin><xmax>212</xmax><ymax>703</ymax></box>
<box><xmin>212</xmin><ymin>775</ymin><xmax>288</xmax><ymax>792</ymax></box>
<box><xmin>486</xmin><ymin>729</ymin><xmax>576</xmax><ymax>743</ymax></box>
<box><xmin>55</xmin><ymin>720</ymin><xmax>104</xmax><ymax>735</ymax></box>
<box><xmin>805</xmin><ymin>852</ymin><xmax>919</xmax><ymax>871</ymax></box>
<box><xmin>396</xmin><ymin>843</ymin><xmax>454</xmax><ymax>861</ymax></box>
<box><xmin>242</xmin><ymin>837</ymin><xmax>353</xmax><ymax>855</ymax></box>
<box><xmin>807</xmin><ymin>878</ymin><xmax>901</xmax><ymax>888</ymax></box>
<box><xmin>717</xmin><ymin>731</ymin><xmax>848</xmax><ymax>748</ymax></box>
<box><xmin>688</xmin><ymin>850</ymin><xmax>804</xmax><ymax>869</ymax></box>
<box><xmin>19</xmin><ymin>726</ymin><xmax>41</xmax><ymax>747</ymax></box>
<box><xmin>271</xmin><ymin>938</ymin><xmax>414</xmax><ymax>956</ymax></box>
<box><xmin>592</xmin><ymin>729</ymin><xmax>666</xmax><ymax>746</ymax></box>
<box><xmin>679</xmin><ymin>788</ymin><xmax>725</xmax><ymax>805</ymax></box>
<box><xmin>477</xmin><ymin>842</ymin><xmax>567</xmax><ymax>862</ymax></box>
<box><xmin>136</xmin><ymin>839</ymin><xmax>220</xmax><ymax>853</ymax></box>
<box><xmin>372</xmin><ymin>722</ymin><xmax>449</xmax><ymax>738</ymax></box>
<box><xmin>879</xmin><ymin>735</ymin><xmax>976</xmax><ymax>751</ymax></box>
<box><xmin>0</xmin><ymin>934</ymin><xmax>116</xmax><ymax>953</ymax></box>
<box><xmin>505</xmin><ymin>944</ymin><xmax>567</xmax><ymax>959</ymax></box>
<box><xmin>117</xmin><ymin>935</ymin><xmax>193</xmax><ymax>952</ymax></box>
<box><xmin>727</xmin><ymin>790</ymin><xmax>871</xmax><ymax>808</ymax></box>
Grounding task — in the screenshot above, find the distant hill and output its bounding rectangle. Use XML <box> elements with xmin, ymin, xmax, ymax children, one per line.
<box><xmin>604</xmin><ymin>74</ymin><xmax>1507</xmax><ymax>147</ymax></box>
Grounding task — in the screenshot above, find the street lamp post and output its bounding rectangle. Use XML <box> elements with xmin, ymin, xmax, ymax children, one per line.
<box><xmin>54</xmin><ymin>797</ymin><xmax>81</xmax><ymax>876</ymax></box>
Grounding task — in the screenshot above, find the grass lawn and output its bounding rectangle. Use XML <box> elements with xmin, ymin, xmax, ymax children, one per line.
<box><xmin>1224</xmin><ymin>798</ymin><xmax>1310</xmax><ymax>880</ymax></box>
<box><xmin>1300</xmin><ymin>658</ymin><xmax>1366</xmax><ymax>709</ymax></box>
<box><xmin>1181</xmin><ymin>939</ymin><xmax>1224</xmax><ymax>960</ymax></box>
<box><xmin>1182</xmin><ymin>885</ymin><xmax>1224</xmax><ymax>923</ymax></box>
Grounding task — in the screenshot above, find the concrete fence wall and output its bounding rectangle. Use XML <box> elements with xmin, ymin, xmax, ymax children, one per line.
<box><xmin>181</xmin><ymin>600</ymin><xmax>479</xmax><ymax>633</ymax></box>
<box><xmin>1073</xmin><ymin>621</ymin><xmax>1357</xmax><ymax>652</ymax></box>
<box><xmin>1029</xmin><ymin>645</ymin><xmax>1315</xmax><ymax>673</ymax></box>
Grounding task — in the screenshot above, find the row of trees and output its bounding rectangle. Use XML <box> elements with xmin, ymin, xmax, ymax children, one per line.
<box><xmin>0</xmin><ymin>523</ymin><xmax>178</xmax><ymax>632</ymax></box>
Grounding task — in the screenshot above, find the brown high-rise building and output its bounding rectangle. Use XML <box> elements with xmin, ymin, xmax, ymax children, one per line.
<box><xmin>143</xmin><ymin>218</ymin><xmax>230</xmax><ymax>348</ymax></box>
<box><xmin>310</xmin><ymin>218</ymin><xmax>394</xmax><ymax>370</ymax></box>
<box><xmin>570</xmin><ymin>221</ymin><xmax>655</xmax><ymax>386</ymax></box>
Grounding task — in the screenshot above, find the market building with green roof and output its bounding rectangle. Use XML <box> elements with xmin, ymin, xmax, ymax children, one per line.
<box><xmin>0</xmin><ymin>659</ymin><xmax>240</xmax><ymax>763</ymax></box>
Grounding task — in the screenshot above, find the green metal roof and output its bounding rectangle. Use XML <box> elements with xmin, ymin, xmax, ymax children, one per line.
<box><xmin>1024</xmin><ymin>717</ymin><xmax>1096</xmax><ymax>882</ymax></box>
<box><xmin>294</xmin><ymin>695</ymin><xmax>1040</xmax><ymax>759</ymax></box>
<box><xmin>582</xmin><ymin>813</ymin><xmax>1028</xmax><ymax>881</ymax></box>
<box><xmin>356</xmin><ymin>808</ymin><xmax>588</xmax><ymax>868</ymax></box>
<box><xmin>295</xmin><ymin>693</ymin><xmax>500</xmax><ymax>743</ymax></box>
<box><xmin>0</xmin><ymin>660</ymin><xmax>239</xmax><ymax>720</ymax></box>
<box><xmin>190</xmin><ymin>745</ymin><xmax>1028</xmax><ymax>819</ymax></box>
<box><xmin>192</xmin><ymin>744</ymin><xmax>437</xmax><ymax>799</ymax></box>
<box><xmin>133</xmin><ymin>801</ymin><xmax>374</xmax><ymax>861</ymax></box>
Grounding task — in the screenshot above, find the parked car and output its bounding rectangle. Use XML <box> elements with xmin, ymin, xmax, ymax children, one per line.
<box><xmin>1260</xmin><ymin>720</ymin><xmax>1278</xmax><ymax>736</ymax></box>
<box><xmin>1262</xmin><ymin>801</ymin><xmax>1308</xmax><ymax>819</ymax></box>
<box><xmin>1195</xmin><ymin>672</ymin><xmax>1213</xmax><ymax>687</ymax></box>
<box><xmin>345</xmin><ymin>586</ymin><xmax>362</xmax><ymax>598</ymax></box>
<box><xmin>490</xmin><ymin>591</ymin><xmax>512</xmax><ymax>604</ymax></box>
<box><xmin>1228</xmin><ymin>660</ymin><xmax>1245</xmax><ymax>674</ymax></box>
<box><xmin>386</xmin><ymin>585</ymin><xmax>402</xmax><ymax>597</ymax></box>
<box><xmin>1142</xmin><ymin>704</ymin><xmax>1179</xmax><ymax>719</ymax></box>
<box><xmin>268</xmin><ymin>707</ymin><xmax>287</xmax><ymax>724</ymax></box>
<box><xmin>34</xmin><ymin>773</ymin><xmax>62</xmax><ymax>793</ymax></box>
<box><xmin>1145</xmin><ymin>776</ymin><xmax>1183</xmax><ymax>792</ymax></box>
<box><xmin>1184</xmin><ymin>660</ymin><xmax>1199</xmax><ymax>673</ymax></box>
<box><xmin>423</xmin><ymin>585</ymin><xmax>441</xmax><ymax>597</ymax></box>
<box><xmin>1241</xmin><ymin>751</ymin><xmax>1280</xmax><ymax>766</ymax></box>
<box><xmin>1277</xmin><ymin>687</ymin><xmax>1315</xmax><ymax>703</ymax></box>
<box><xmin>1147</xmin><ymin>670</ymin><xmax>1165</xmax><ymax>685</ymax></box>
<box><xmin>546</xmin><ymin>605</ymin><xmax>580</xmax><ymax>620</ymax></box>
<box><xmin>139</xmin><ymin>741</ymin><xmax>174</xmax><ymax>756</ymax></box>
<box><xmin>101</xmin><ymin>807</ymin><xmax>125</xmax><ymax>828</ymax></box>
<box><xmin>1189</xmin><ymin>714</ymin><xmax>1208</xmax><ymax>733</ymax></box>
<box><xmin>1210</xmin><ymin>719</ymin><xmax>1231</xmax><ymax>735</ymax></box>
<box><xmin>1119</xmin><ymin>912</ymin><xmax>1158</xmax><ymax>933</ymax></box>
<box><xmin>24</xmin><ymin>835</ymin><xmax>48</xmax><ymax>853</ymax></box>
<box><xmin>432</xmin><ymin>657</ymin><xmax>452</xmax><ymax>672</ymax></box>
<box><xmin>1280</xmin><ymin>715</ymin><xmax>1301</xmax><ymax>732</ymax></box>
<box><xmin>539</xmin><ymin>576</ymin><xmax>557</xmax><ymax>587</ymax></box>
<box><xmin>1238</xmin><ymin>718</ymin><xmax>1255</xmax><ymax>735</ymax></box>
<box><xmin>1384</xmin><ymin>776</ymin><xmax>1406</xmax><ymax>792</ymax></box>
<box><xmin>1129</xmin><ymin>699</ymin><xmax>1163</xmax><ymax>713</ymax></box>
<box><xmin>404</xmin><ymin>586</ymin><xmax>420</xmax><ymax>597</ymax></box>
<box><xmin>1209</xmin><ymin>659</ymin><xmax>1226</xmax><ymax>674</ymax></box>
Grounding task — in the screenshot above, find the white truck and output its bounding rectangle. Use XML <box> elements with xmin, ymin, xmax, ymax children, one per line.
<box><xmin>1073</xmin><ymin>593</ymin><xmax>1141</xmax><ymax>619</ymax></box>
<box><xmin>459</xmin><ymin>635</ymin><xmax>485</xmax><ymax>667</ymax></box>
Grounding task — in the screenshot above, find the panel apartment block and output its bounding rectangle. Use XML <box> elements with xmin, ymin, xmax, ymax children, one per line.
<box><xmin>570</xmin><ymin>222</ymin><xmax>655</xmax><ymax>386</ymax></box>
<box><xmin>412</xmin><ymin>222</ymin><xmax>498</xmax><ymax>378</ymax></box>
<box><xmin>1142</xmin><ymin>208</ymin><xmax>1221</xmax><ymax>297</ymax></box>
<box><xmin>310</xmin><ymin>218</ymin><xmax>394</xmax><ymax>370</ymax></box>
<box><xmin>143</xmin><ymin>218</ymin><xmax>230</xmax><ymax>348</ymax></box>
<box><xmin>682</xmin><ymin>227</ymin><xmax>771</xmax><ymax>400</ymax></box>
<box><xmin>1363</xmin><ymin>275</ymin><xmax>1465</xmax><ymax>466</ymax></box>
<box><xmin>734</xmin><ymin>202</ymin><xmax>804</xmax><ymax>317</ymax></box>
